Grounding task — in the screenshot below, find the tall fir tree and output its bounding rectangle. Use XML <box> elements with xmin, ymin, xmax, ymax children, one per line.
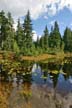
<box><xmin>40</xmin><ymin>35</ymin><xmax>44</xmax><ymax>48</ymax></box>
<box><xmin>16</xmin><ymin>19</ymin><xmax>23</xmax><ymax>49</ymax></box>
<box><xmin>49</xmin><ymin>21</ymin><xmax>61</xmax><ymax>49</ymax></box>
<box><xmin>63</xmin><ymin>27</ymin><xmax>72</xmax><ymax>52</ymax></box>
<box><xmin>40</xmin><ymin>25</ymin><xmax>49</xmax><ymax>51</ymax></box>
<box><xmin>43</xmin><ymin>25</ymin><xmax>49</xmax><ymax>49</ymax></box>
<box><xmin>3</xmin><ymin>12</ymin><xmax>15</xmax><ymax>51</ymax></box>
<box><xmin>37</xmin><ymin>36</ymin><xmax>40</xmax><ymax>48</ymax></box>
<box><xmin>0</xmin><ymin>10</ymin><xmax>8</xmax><ymax>48</ymax></box>
<box><xmin>23</xmin><ymin>11</ymin><xmax>33</xmax><ymax>50</ymax></box>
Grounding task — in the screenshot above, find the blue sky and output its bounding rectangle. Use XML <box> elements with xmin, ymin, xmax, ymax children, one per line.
<box><xmin>0</xmin><ymin>0</ymin><xmax>72</xmax><ymax>40</ymax></box>
<box><xmin>32</xmin><ymin>7</ymin><xmax>72</xmax><ymax>36</ymax></box>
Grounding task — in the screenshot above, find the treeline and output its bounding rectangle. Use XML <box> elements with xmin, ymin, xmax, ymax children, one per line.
<box><xmin>0</xmin><ymin>10</ymin><xmax>72</xmax><ymax>56</ymax></box>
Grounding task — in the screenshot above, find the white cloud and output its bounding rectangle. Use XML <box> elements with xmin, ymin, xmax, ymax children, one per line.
<box><xmin>32</xmin><ymin>31</ymin><xmax>41</xmax><ymax>41</ymax></box>
<box><xmin>13</xmin><ymin>23</ymin><xmax>17</xmax><ymax>31</ymax></box>
<box><xmin>47</xmin><ymin>4</ymin><xmax>57</xmax><ymax>16</ymax></box>
<box><xmin>32</xmin><ymin>31</ymin><xmax>38</xmax><ymax>41</ymax></box>
<box><xmin>44</xmin><ymin>15</ymin><xmax>48</xmax><ymax>20</ymax></box>
<box><xmin>58</xmin><ymin>0</ymin><xmax>72</xmax><ymax>11</ymax></box>
<box><xmin>0</xmin><ymin>0</ymin><xmax>72</xmax><ymax>20</ymax></box>
<box><xmin>39</xmin><ymin>35</ymin><xmax>42</xmax><ymax>39</ymax></box>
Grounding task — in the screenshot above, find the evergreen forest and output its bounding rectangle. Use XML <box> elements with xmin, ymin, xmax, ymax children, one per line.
<box><xmin>0</xmin><ymin>10</ymin><xmax>72</xmax><ymax>56</ymax></box>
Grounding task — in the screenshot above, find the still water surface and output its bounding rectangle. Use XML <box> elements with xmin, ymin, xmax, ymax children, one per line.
<box><xmin>0</xmin><ymin>57</ymin><xmax>72</xmax><ymax>108</ymax></box>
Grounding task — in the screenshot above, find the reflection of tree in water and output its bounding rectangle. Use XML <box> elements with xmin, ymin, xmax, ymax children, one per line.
<box><xmin>23</xmin><ymin>74</ymin><xmax>32</xmax><ymax>82</ymax></box>
<box><xmin>39</xmin><ymin>62</ymin><xmax>48</xmax><ymax>72</ymax></box>
<box><xmin>49</xmin><ymin>73</ymin><xmax>59</xmax><ymax>88</ymax></box>
<box><xmin>22</xmin><ymin>82</ymin><xmax>32</xmax><ymax>100</ymax></box>
<box><xmin>48</xmin><ymin>62</ymin><xmax>61</xmax><ymax>87</ymax></box>
<box><xmin>19</xmin><ymin>82</ymin><xmax>32</xmax><ymax>108</ymax></box>
<box><xmin>39</xmin><ymin>61</ymin><xmax>60</xmax><ymax>87</ymax></box>
<box><xmin>0</xmin><ymin>82</ymin><xmax>13</xmax><ymax>108</ymax></box>
<box><xmin>39</xmin><ymin>62</ymin><xmax>48</xmax><ymax>83</ymax></box>
<box><xmin>43</xmin><ymin>71</ymin><xmax>48</xmax><ymax>83</ymax></box>
<box><xmin>0</xmin><ymin>60</ymin><xmax>33</xmax><ymax>82</ymax></box>
<box><xmin>63</xmin><ymin>62</ymin><xmax>72</xmax><ymax>80</ymax></box>
<box><xmin>19</xmin><ymin>61</ymin><xmax>33</xmax><ymax>108</ymax></box>
<box><xmin>48</xmin><ymin>62</ymin><xmax>61</xmax><ymax>71</ymax></box>
<box><xmin>22</xmin><ymin>65</ymin><xmax>33</xmax><ymax>83</ymax></box>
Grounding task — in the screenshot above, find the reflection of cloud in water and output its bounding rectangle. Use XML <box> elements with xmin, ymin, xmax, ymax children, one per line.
<box><xmin>32</xmin><ymin>64</ymin><xmax>41</xmax><ymax>73</ymax></box>
<box><xmin>32</xmin><ymin>64</ymin><xmax>37</xmax><ymax>73</ymax></box>
<box><xmin>69</xmin><ymin>77</ymin><xmax>72</xmax><ymax>84</ymax></box>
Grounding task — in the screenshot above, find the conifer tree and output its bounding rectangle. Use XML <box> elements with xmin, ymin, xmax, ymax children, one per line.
<box><xmin>3</xmin><ymin>12</ymin><xmax>15</xmax><ymax>51</ymax></box>
<box><xmin>49</xmin><ymin>21</ymin><xmax>61</xmax><ymax>49</ymax></box>
<box><xmin>0</xmin><ymin>10</ymin><xmax>8</xmax><ymax>48</ymax></box>
<box><xmin>43</xmin><ymin>25</ymin><xmax>49</xmax><ymax>49</ymax></box>
<box><xmin>63</xmin><ymin>27</ymin><xmax>72</xmax><ymax>52</ymax></box>
<box><xmin>23</xmin><ymin>11</ymin><xmax>33</xmax><ymax>50</ymax></box>
<box><xmin>16</xmin><ymin>19</ymin><xmax>23</xmax><ymax>49</ymax></box>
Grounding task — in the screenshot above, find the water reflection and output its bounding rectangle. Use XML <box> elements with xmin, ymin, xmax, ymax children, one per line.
<box><xmin>0</xmin><ymin>82</ymin><xmax>13</xmax><ymax>108</ymax></box>
<box><xmin>0</xmin><ymin>58</ymin><xmax>72</xmax><ymax>108</ymax></box>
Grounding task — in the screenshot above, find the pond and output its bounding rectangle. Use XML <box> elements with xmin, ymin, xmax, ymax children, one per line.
<box><xmin>0</xmin><ymin>57</ymin><xmax>72</xmax><ymax>108</ymax></box>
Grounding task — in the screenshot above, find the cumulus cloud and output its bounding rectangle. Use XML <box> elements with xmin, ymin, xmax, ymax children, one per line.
<box><xmin>32</xmin><ymin>31</ymin><xmax>38</xmax><ymax>41</ymax></box>
<box><xmin>58</xmin><ymin>0</ymin><xmax>72</xmax><ymax>11</ymax></box>
<box><xmin>32</xmin><ymin>31</ymin><xmax>41</xmax><ymax>41</ymax></box>
<box><xmin>0</xmin><ymin>0</ymin><xmax>72</xmax><ymax>20</ymax></box>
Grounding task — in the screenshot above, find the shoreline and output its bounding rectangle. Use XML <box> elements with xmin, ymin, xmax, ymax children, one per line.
<box><xmin>0</xmin><ymin>51</ymin><xmax>72</xmax><ymax>61</ymax></box>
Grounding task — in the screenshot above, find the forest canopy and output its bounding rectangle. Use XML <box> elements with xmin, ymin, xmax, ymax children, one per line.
<box><xmin>0</xmin><ymin>10</ymin><xmax>72</xmax><ymax>56</ymax></box>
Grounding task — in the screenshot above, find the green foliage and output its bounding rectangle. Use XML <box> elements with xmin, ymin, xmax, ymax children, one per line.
<box><xmin>0</xmin><ymin>10</ymin><xmax>8</xmax><ymax>48</ymax></box>
<box><xmin>13</xmin><ymin>41</ymin><xmax>20</xmax><ymax>53</ymax></box>
<box><xmin>43</xmin><ymin>25</ymin><xmax>49</xmax><ymax>49</ymax></box>
<box><xmin>0</xmin><ymin>11</ymin><xmax>15</xmax><ymax>51</ymax></box>
<box><xmin>49</xmin><ymin>21</ymin><xmax>61</xmax><ymax>49</ymax></box>
<box><xmin>16</xmin><ymin>19</ymin><xmax>23</xmax><ymax>49</ymax></box>
<box><xmin>63</xmin><ymin>27</ymin><xmax>72</xmax><ymax>52</ymax></box>
<box><xmin>0</xmin><ymin>10</ymin><xmax>72</xmax><ymax>55</ymax></box>
<box><xmin>23</xmin><ymin>11</ymin><xmax>33</xmax><ymax>49</ymax></box>
<box><xmin>40</xmin><ymin>25</ymin><xmax>49</xmax><ymax>50</ymax></box>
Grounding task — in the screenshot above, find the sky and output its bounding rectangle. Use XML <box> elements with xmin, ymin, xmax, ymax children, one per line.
<box><xmin>0</xmin><ymin>0</ymin><xmax>72</xmax><ymax>41</ymax></box>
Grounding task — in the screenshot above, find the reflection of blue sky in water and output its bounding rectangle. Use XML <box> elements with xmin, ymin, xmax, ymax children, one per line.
<box><xmin>0</xmin><ymin>59</ymin><xmax>72</xmax><ymax>108</ymax></box>
<box><xmin>31</xmin><ymin>62</ymin><xmax>72</xmax><ymax>93</ymax></box>
<box><xmin>0</xmin><ymin>58</ymin><xmax>72</xmax><ymax>95</ymax></box>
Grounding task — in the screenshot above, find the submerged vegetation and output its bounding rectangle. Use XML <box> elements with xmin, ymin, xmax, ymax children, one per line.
<box><xmin>0</xmin><ymin>10</ymin><xmax>72</xmax><ymax>56</ymax></box>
